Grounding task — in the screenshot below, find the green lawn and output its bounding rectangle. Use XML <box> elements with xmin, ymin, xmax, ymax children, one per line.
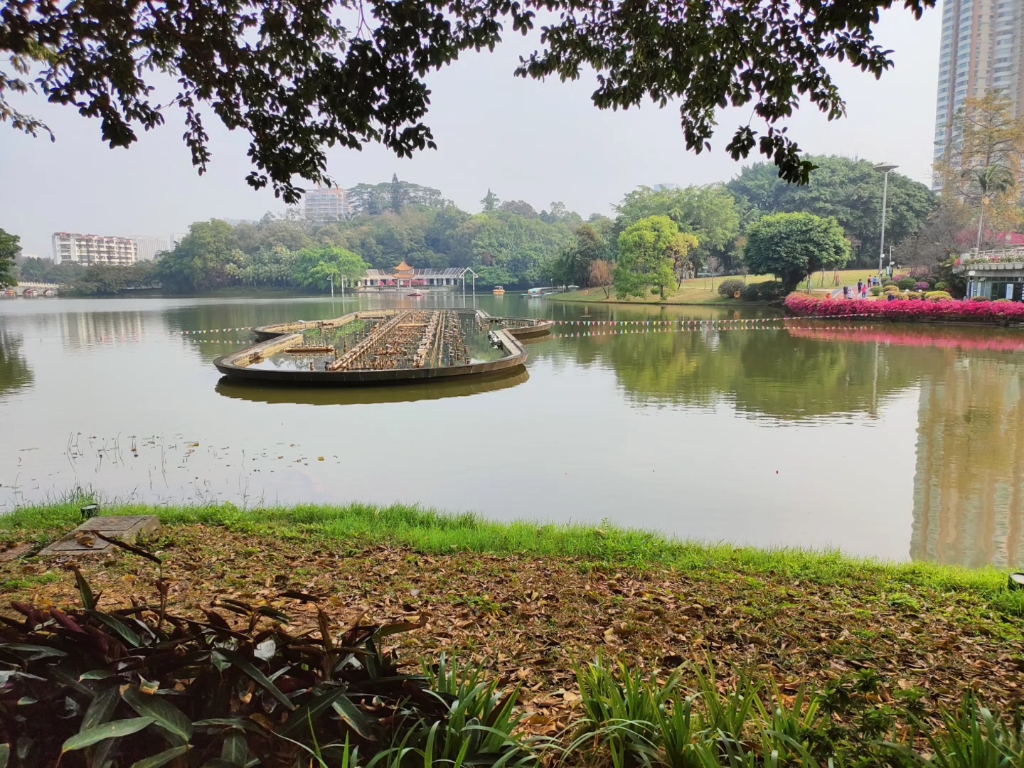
<box><xmin>551</xmin><ymin>269</ymin><xmax>910</xmax><ymax>305</ymax></box>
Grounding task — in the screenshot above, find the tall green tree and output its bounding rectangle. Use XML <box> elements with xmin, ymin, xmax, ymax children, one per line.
<box><xmin>552</xmin><ymin>224</ymin><xmax>606</xmax><ymax>286</ymax></box>
<box><xmin>615</xmin><ymin>184</ymin><xmax>740</xmax><ymax>271</ymax></box>
<box><xmin>728</xmin><ymin>156</ymin><xmax>936</xmax><ymax>266</ymax></box>
<box><xmin>296</xmin><ymin>247</ymin><xmax>368</xmax><ymax>291</ymax></box>
<box><xmin>2</xmin><ymin>0</ymin><xmax>935</xmax><ymax>198</ymax></box>
<box><xmin>742</xmin><ymin>212</ymin><xmax>851</xmax><ymax>293</ymax></box>
<box><xmin>615</xmin><ymin>216</ymin><xmax>695</xmax><ymax>300</ymax></box>
<box><xmin>0</xmin><ymin>228</ymin><xmax>20</xmax><ymax>287</ymax></box>
<box><xmin>480</xmin><ymin>190</ymin><xmax>499</xmax><ymax>213</ymax></box>
<box><xmin>155</xmin><ymin>220</ymin><xmax>240</xmax><ymax>293</ymax></box>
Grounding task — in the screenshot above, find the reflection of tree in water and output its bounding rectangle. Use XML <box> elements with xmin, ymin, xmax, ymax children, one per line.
<box><xmin>0</xmin><ymin>329</ymin><xmax>33</xmax><ymax>399</ymax></box>
<box><xmin>912</xmin><ymin>353</ymin><xmax>1024</xmax><ymax>568</ymax></box>
<box><xmin>544</xmin><ymin>330</ymin><xmax>928</xmax><ymax>421</ymax></box>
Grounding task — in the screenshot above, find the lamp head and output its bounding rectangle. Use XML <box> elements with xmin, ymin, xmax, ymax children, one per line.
<box><xmin>874</xmin><ymin>163</ymin><xmax>899</xmax><ymax>173</ymax></box>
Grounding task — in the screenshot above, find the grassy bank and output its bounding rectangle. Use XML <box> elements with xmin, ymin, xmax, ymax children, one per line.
<box><xmin>1</xmin><ymin>502</ymin><xmax>1021</xmax><ymax>614</ymax></box>
<box><xmin>2</xmin><ymin>501</ymin><xmax>1023</xmax><ymax>757</ymax></box>
<box><xmin>550</xmin><ymin>270</ymin><xmax>905</xmax><ymax>305</ymax></box>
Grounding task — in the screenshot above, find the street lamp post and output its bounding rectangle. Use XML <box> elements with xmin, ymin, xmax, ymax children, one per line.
<box><xmin>874</xmin><ymin>163</ymin><xmax>898</xmax><ymax>276</ymax></box>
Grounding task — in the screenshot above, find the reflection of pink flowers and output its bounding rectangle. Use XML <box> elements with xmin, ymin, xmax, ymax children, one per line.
<box><xmin>785</xmin><ymin>295</ymin><xmax>1024</xmax><ymax>322</ymax></box>
<box><xmin>789</xmin><ymin>326</ymin><xmax>1024</xmax><ymax>352</ymax></box>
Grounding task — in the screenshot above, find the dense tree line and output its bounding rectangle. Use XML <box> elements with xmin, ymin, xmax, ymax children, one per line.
<box><xmin>6</xmin><ymin>158</ymin><xmax>945</xmax><ymax>295</ymax></box>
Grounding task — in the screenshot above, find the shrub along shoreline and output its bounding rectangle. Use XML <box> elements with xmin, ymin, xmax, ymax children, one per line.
<box><xmin>2</xmin><ymin>503</ymin><xmax>1023</xmax><ymax>765</ymax></box>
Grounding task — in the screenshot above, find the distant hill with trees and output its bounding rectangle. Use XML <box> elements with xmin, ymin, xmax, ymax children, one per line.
<box><xmin>9</xmin><ymin>159</ymin><xmax>959</xmax><ymax>295</ymax></box>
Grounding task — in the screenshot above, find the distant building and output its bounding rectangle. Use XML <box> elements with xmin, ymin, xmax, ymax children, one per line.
<box><xmin>304</xmin><ymin>187</ymin><xmax>351</xmax><ymax>224</ymax></box>
<box><xmin>131</xmin><ymin>235</ymin><xmax>169</xmax><ymax>261</ymax></box>
<box><xmin>169</xmin><ymin>233</ymin><xmax>188</xmax><ymax>250</ymax></box>
<box><xmin>52</xmin><ymin>233</ymin><xmax>137</xmax><ymax>266</ymax></box>
<box><xmin>357</xmin><ymin>262</ymin><xmax>471</xmax><ymax>289</ymax></box>
<box><xmin>933</xmin><ymin>0</ymin><xmax>1024</xmax><ymax>185</ymax></box>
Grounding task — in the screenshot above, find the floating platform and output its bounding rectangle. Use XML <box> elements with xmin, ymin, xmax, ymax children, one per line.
<box><xmin>214</xmin><ymin>309</ymin><xmax>552</xmax><ymax>386</ymax></box>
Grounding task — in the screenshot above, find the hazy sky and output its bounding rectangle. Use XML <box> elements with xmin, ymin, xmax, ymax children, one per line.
<box><xmin>1</xmin><ymin>6</ymin><xmax>940</xmax><ymax>258</ymax></box>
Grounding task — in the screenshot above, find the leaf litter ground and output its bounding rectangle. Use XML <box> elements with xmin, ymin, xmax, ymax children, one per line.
<box><xmin>2</xmin><ymin>523</ymin><xmax>1022</xmax><ymax>743</ymax></box>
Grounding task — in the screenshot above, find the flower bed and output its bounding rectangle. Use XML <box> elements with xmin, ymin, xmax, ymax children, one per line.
<box><xmin>785</xmin><ymin>295</ymin><xmax>1024</xmax><ymax>323</ymax></box>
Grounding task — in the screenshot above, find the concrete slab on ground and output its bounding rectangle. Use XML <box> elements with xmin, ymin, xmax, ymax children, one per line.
<box><xmin>38</xmin><ymin>516</ymin><xmax>160</xmax><ymax>558</ymax></box>
<box><xmin>0</xmin><ymin>543</ymin><xmax>33</xmax><ymax>562</ymax></box>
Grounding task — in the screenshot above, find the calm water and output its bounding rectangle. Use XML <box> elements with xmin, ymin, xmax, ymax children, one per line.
<box><xmin>3</xmin><ymin>292</ymin><xmax>1023</xmax><ymax>568</ymax></box>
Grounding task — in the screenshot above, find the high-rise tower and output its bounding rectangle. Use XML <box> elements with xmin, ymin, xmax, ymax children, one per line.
<box><xmin>933</xmin><ymin>0</ymin><xmax>1024</xmax><ymax>184</ymax></box>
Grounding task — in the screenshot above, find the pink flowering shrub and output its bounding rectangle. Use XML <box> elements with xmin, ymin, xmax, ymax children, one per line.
<box><xmin>784</xmin><ymin>295</ymin><xmax>1024</xmax><ymax>322</ymax></box>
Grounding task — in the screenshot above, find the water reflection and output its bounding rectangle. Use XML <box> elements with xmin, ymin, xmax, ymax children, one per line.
<box><xmin>533</xmin><ymin>327</ymin><xmax>925</xmax><ymax>422</ymax></box>
<box><xmin>912</xmin><ymin>355</ymin><xmax>1024</xmax><ymax>569</ymax></box>
<box><xmin>0</xmin><ymin>329</ymin><xmax>32</xmax><ymax>399</ymax></box>
<box><xmin>215</xmin><ymin>368</ymin><xmax>529</xmax><ymax>405</ymax></box>
<box><xmin>4</xmin><ymin>295</ymin><xmax>1024</xmax><ymax>568</ymax></box>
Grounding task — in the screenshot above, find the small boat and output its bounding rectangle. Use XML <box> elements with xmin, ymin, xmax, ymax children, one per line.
<box><xmin>407</xmin><ymin>291</ymin><xmax>424</xmax><ymax>298</ymax></box>
<box><xmin>23</xmin><ymin>289</ymin><xmax>37</xmax><ymax>298</ymax></box>
<box><xmin>493</xmin><ymin>286</ymin><xmax>505</xmax><ymax>295</ymax></box>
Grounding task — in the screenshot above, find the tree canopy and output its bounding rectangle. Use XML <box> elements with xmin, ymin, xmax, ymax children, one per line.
<box><xmin>934</xmin><ymin>92</ymin><xmax>1024</xmax><ymax>238</ymax></box>
<box><xmin>743</xmin><ymin>212</ymin><xmax>851</xmax><ymax>293</ymax></box>
<box><xmin>615</xmin><ymin>216</ymin><xmax>697</xmax><ymax>300</ymax></box>
<box><xmin>0</xmin><ymin>228</ymin><xmax>20</xmax><ymax>287</ymax></box>
<box><xmin>615</xmin><ymin>185</ymin><xmax>741</xmax><ymax>272</ymax></box>
<box><xmin>728</xmin><ymin>156</ymin><xmax>936</xmax><ymax>266</ymax></box>
<box><xmin>295</xmin><ymin>247</ymin><xmax>368</xmax><ymax>290</ymax></box>
<box><xmin>2</xmin><ymin>0</ymin><xmax>934</xmax><ymax>199</ymax></box>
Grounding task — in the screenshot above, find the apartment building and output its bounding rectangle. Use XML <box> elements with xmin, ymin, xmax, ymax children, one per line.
<box><xmin>934</xmin><ymin>0</ymin><xmax>1024</xmax><ymax>182</ymax></box>
<box><xmin>132</xmin><ymin>235</ymin><xmax>169</xmax><ymax>261</ymax></box>
<box><xmin>304</xmin><ymin>187</ymin><xmax>351</xmax><ymax>224</ymax></box>
<box><xmin>52</xmin><ymin>233</ymin><xmax>138</xmax><ymax>266</ymax></box>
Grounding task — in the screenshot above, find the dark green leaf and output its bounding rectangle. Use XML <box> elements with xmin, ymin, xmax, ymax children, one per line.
<box><xmin>82</xmin><ymin>686</ymin><xmax>120</xmax><ymax>731</ymax></box>
<box><xmin>130</xmin><ymin>745</ymin><xmax>189</xmax><ymax>768</ymax></box>
<box><xmin>280</xmin><ymin>687</ymin><xmax>350</xmax><ymax>738</ymax></box>
<box><xmin>80</xmin><ymin>670</ymin><xmax>117</xmax><ymax>681</ymax></box>
<box><xmin>219</xmin><ymin>650</ymin><xmax>296</xmax><ymax>712</ymax></box>
<box><xmin>123</xmin><ymin>686</ymin><xmax>194</xmax><ymax>745</ymax></box>
<box><xmin>0</xmin><ymin>643</ymin><xmax>67</xmax><ymax>658</ymax></box>
<box><xmin>88</xmin><ymin>609</ymin><xmax>142</xmax><ymax>648</ymax></box>
<box><xmin>375</xmin><ymin>618</ymin><xmax>426</xmax><ymax>640</ymax></box>
<box><xmin>73</xmin><ymin>566</ymin><xmax>98</xmax><ymax>610</ymax></box>
<box><xmin>61</xmin><ymin>717</ymin><xmax>155</xmax><ymax>753</ymax></box>
<box><xmin>221</xmin><ymin>730</ymin><xmax>247</xmax><ymax>766</ymax></box>
<box><xmin>192</xmin><ymin>718</ymin><xmax>262</xmax><ymax>732</ymax></box>
<box><xmin>255</xmin><ymin>606</ymin><xmax>291</xmax><ymax>624</ymax></box>
<box><xmin>332</xmin><ymin>695</ymin><xmax>377</xmax><ymax>740</ymax></box>
<box><xmin>0</xmin><ymin>743</ymin><xmax>8</xmax><ymax>768</ymax></box>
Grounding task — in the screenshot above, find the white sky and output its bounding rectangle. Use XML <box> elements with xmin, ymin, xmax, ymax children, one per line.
<box><xmin>1</xmin><ymin>5</ymin><xmax>940</xmax><ymax>258</ymax></box>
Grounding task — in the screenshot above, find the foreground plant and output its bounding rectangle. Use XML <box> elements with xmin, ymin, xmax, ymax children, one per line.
<box><xmin>0</xmin><ymin>559</ymin><xmax>535</xmax><ymax>768</ymax></box>
<box><xmin>567</xmin><ymin>658</ymin><xmax>1024</xmax><ymax>768</ymax></box>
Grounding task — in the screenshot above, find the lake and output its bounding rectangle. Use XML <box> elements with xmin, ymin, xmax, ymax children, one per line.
<box><xmin>2</xmin><ymin>292</ymin><xmax>1022</xmax><ymax>569</ymax></box>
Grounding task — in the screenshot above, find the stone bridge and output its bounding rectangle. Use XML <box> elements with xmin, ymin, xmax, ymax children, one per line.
<box><xmin>3</xmin><ymin>282</ymin><xmax>60</xmax><ymax>297</ymax></box>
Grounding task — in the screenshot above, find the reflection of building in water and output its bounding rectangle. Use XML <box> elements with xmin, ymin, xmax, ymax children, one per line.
<box><xmin>59</xmin><ymin>312</ymin><xmax>148</xmax><ymax>349</ymax></box>
<box><xmin>912</xmin><ymin>356</ymin><xmax>1024</xmax><ymax>568</ymax></box>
